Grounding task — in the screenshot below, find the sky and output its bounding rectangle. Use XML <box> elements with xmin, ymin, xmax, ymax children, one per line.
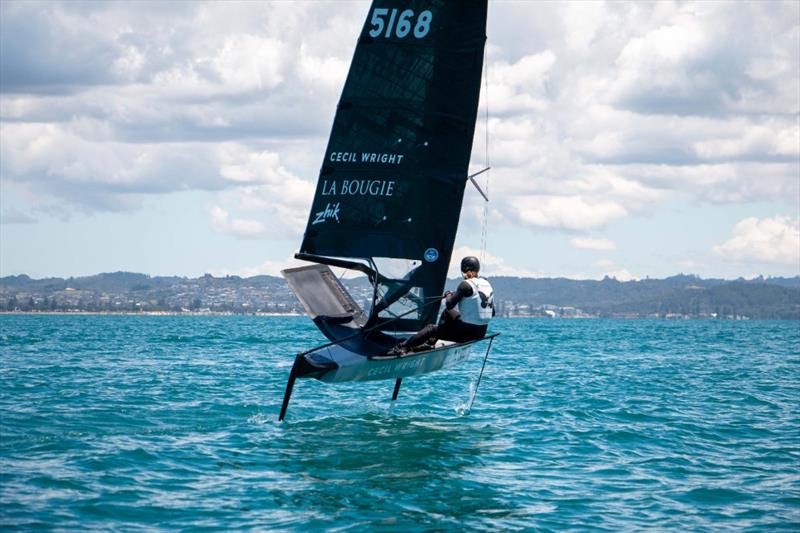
<box><xmin>1</xmin><ymin>0</ymin><xmax>798</xmax><ymax>281</ymax></box>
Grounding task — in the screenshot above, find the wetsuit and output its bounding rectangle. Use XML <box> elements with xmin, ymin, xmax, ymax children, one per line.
<box><xmin>402</xmin><ymin>277</ymin><xmax>494</xmax><ymax>349</ymax></box>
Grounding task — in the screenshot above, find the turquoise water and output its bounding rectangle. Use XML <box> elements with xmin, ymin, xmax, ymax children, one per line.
<box><xmin>1</xmin><ymin>316</ymin><xmax>799</xmax><ymax>530</ymax></box>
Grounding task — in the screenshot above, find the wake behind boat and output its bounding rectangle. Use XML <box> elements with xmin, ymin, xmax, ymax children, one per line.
<box><xmin>278</xmin><ymin>0</ymin><xmax>495</xmax><ymax>421</ymax></box>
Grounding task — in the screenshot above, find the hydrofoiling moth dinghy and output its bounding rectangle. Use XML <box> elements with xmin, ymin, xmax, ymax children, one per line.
<box><xmin>278</xmin><ymin>0</ymin><xmax>497</xmax><ymax>421</ymax></box>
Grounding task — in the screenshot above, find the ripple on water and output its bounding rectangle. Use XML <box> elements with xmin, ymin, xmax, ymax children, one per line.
<box><xmin>1</xmin><ymin>316</ymin><xmax>799</xmax><ymax>530</ymax></box>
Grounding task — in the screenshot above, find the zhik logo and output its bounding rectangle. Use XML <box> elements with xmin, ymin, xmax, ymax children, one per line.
<box><xmin>312</xmin><ymin>202</ymin><xmax>341</xmax><ymax>225</ymax></box>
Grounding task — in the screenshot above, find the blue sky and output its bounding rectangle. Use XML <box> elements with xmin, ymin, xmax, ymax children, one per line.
<box><xmin>1</xmin><ymin>1</ymin><xmax>798</xmax><ymax>280</ymax></box>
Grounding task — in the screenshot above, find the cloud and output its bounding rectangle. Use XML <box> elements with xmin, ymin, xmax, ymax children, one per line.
<box><xmin>209</xmin><ymin>147</ymin><xmax>315</xmax><ymax>239</ymax></box>
<box><xmin>601</xmin><ymin>268</ymin><xmax>637</xmax><ymax>282</ymax></box>
<box><xmin>448</xmin><ymin>246</ymin><xmax>543</xmax><ymax>278</ymax></box>
<box><xmin>0</xmin><ymin>1</ymin><xmax>123</xmax><ymax>92</ymax></box>
<box><xmin>0</xmin><ymin>1</ymin><xmax>360</xmax><ymax>215</ymax></box>
<box><xmin>472</xmin><ymin>0</ymin><xmax>799</xmax><ymax>236</ymax></box>
<box><xmin>1</xmin><ymin>0</ymin><xmax>798</xmax><ymax>281</ymax></box>
<box><xmin>691</xmin><ymin>121</ymin><xmax>800</xmax><ymax>161</ymax></box>
<box><xmin>211</xmin><ymin>35</ymin><xmax>286</xmax><ymax>91</ymax></box>
<box><xmin>509</xmin><ymin>195</ymin><xmax>628</xmax><ymax>231</ymax></box>
<box><xmin>570</xmin><ymin>237</ymin><xmax>616</xmax><ymax>251</ymax></box>
<box><xmin>0</xmin><ymin>122</ymin><xmax>272</xmax><ymax>211</ymax></box>
<box><xmin>588</xmin><ymin>259</ymin><xmax>635</xmax><ymax>281</ymax></box>
<box><xmin>487</xmin><ymin>51</ymin><xmax>556</xmax><ymax>116</ymax></box>
<box><xmin>0</xmin><ymin>1</ymin><xmax>362</xmax><ymax>94</ymax></box>
<box><xmin>608</xmin><ymin>2</ymin><xmax>799</xmax><ymax>117</ymax></box>
<box><xmin>712</xmin><ymin>215</ymin><xmax>800</xmax><ymax>266</ymax></box>
<box><xmin>0</xmin><ymin>208</ymin><xmax>36</xmax><ymax>224</ymax></box>
<box><xmin>209</xmin><ymin>206</ymin><xmax>266</xmax><ymax>238</ymax></box>
<box><xmin>4</xmin><ymin>1</ymin><xmax>798</xmax><ymax>222</ymax></box>
<box><xmin>608</xmin><ymin>162</ymin><xmax>799</xmax><ymax>205</ymax></box>
<box><xmin>207</xmin><ymin>255</ymin><xmax>307</xmax><ymax>278</ymax></box>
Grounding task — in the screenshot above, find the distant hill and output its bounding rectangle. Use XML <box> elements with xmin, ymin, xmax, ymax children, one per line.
<box><xmin>1</xmin><ymin>271</ymin><xmax>798</xmax><ymax>319</ymax></box>
<box><xmin>487</xmin><ymin>275</ymin><xmax>800</xmax><ymax>319</ymax></box>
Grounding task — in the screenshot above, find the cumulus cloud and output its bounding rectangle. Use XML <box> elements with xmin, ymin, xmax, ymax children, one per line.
<box><xmin>3</xmin><ymin>1</ymin><xmax>798</xmax><ymax>219</ymax></box>
<box><xmin>448</xmin><ymin>246</ymin><xmax>543</xmax><ymax>278</ymax></box>
<box><xmin>509</xmin><ymin>195</ymin><xmax>628</xmax><ymax>231</ymax></box>
<box><xmin>0</xmin><ymin>122</ymin><xmax>288</xmax><ymax>211</ymax></box>
<box><xmin>474</xmin><ymin>0</ymin><xmax>799</xmax><ymax>234</ymax></box>
<box><xmin>605</xmin><ymin>2</ymin><xmax>799</xmax><ymax>117</ymax></box>
<box><xmin>570</xmin><ymin>237</ymin><xmax>617</xmax><ymax>251</ymax></box>
<box><xmin>602</xmin><ymin>268</ymin><xmax>637</xmax><ymax>282</ymax></box>
<box><xmin>0</xmin><ymin>0</ymin><xmax>360</xmax><ymax>215</ymax></box>
<box><xmin>209</xmin><ymin>206</ymin><xmax>266</xmax><ymax>238</ymax></box>
<box><xmin>713</xmin><ymin>215</ymin><xmax>800</xmax><ymax>266</ymax></box>
<box><xmin>591</xmin><ymin>259</ymin><xmax>636</xmax><ymax>281</ymax></box>
<box><xmin>1</xmin><ymin>1</ymin><xmax>798</xmax><ymax>278</ymax></box>
<box><xmin>208</xmin><ymin>255</ymin><xmax>306</xmax><ymax>278</ymax></box>
<box><xmin>487</xmin><ymin>51</ymin><xmax>556</xmax><ymax>116</ymax></box>
<box><xmin>211</xmin><ymin>35</ymin><xmax>286</xmax><ymax>91</ymax></box>
<box><xmin>210</xmin><ymin>147</ymin><xmax>315</xmax><ymax>238</ymax></box>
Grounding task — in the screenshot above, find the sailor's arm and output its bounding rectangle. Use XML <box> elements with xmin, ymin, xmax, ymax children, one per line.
<box><xmin>445</xmin><ymin>281</ymin><xmax>473</xmax><ymax>310</ymax></box>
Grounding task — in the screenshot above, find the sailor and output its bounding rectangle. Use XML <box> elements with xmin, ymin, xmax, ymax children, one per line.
<box><xmin>393</xmin><ymin>256</ymin><xmax>494</xmax><ymax>354</ymax></box>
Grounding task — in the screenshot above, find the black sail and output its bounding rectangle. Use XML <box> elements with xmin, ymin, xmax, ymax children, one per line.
<box><xmin>299</xmin><ymin>0</ymin><xmax>487</xmax><ymax>329</ymax></box>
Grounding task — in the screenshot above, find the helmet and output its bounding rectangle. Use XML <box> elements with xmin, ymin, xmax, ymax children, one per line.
<box><xmin>460</xmin><ymin>256</ymin><xmax>480</xmax><ymax>273</ymax></box>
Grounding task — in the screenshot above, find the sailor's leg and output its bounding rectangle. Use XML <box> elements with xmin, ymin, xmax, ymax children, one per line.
<box><xmin>401</xmin><ymin>323</ymin><xmax>438</xmax><ymax>349</ymax></box>
<box><xmin>439</xmin><ymin>320</ymin><xmax>487</xmax><ymax>344</ymax></box>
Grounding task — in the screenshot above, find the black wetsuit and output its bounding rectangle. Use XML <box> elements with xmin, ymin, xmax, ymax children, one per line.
<box><xmin>402</xmin><ymin>280</ymin><xmax>489</xmax><ymax>349</ymax></box>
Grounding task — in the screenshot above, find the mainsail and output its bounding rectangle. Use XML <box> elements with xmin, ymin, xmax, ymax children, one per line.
<box><xmin>297</xmin><ymin>0</ymin><xmax>487</xmax><ymax>332</ymax></box>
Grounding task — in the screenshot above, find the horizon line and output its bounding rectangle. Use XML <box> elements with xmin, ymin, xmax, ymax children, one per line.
<box><xmin>2</xmin><ymin>271</ymin><xmax>798</xmax><ymax>283</ymax></box>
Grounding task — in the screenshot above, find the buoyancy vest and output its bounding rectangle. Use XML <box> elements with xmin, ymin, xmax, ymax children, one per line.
<box><xmin>459</xmin><ymin>277</ymin><xmax>494</xmax><ymax>326</ymax></box>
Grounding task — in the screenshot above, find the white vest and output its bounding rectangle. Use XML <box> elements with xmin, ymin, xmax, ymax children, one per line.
<box><xmin>459</xmin><ymin>277</ymin><xmax>494</xmax><ymax>326</ymax></box>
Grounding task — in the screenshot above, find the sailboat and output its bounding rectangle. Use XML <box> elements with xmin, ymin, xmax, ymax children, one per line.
<box><xmin>279</xmin><ymin>0</ymin><xmax>496</xmax><ymax>421</ymax></box>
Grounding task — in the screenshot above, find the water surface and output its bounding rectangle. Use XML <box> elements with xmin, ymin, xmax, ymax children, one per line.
<box><xmin>1</xmin><ymin>316</ymin><xmax>799</xmax><ymax>530</ymax></box>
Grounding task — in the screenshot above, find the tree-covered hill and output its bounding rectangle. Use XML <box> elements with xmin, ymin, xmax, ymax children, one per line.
<box><xmin>1</xmin><ymin>272</ymin><xmax>798</xmax><ymax>319</ymax></box>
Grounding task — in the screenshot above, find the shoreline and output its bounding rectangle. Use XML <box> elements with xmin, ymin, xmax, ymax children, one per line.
<box><xmin>0</xmin><ymin>311</ymin><xmax>774</xmax><ymax>320</ymax></box>
<box><xmin>0</xmin><ymin>310</ymin><xmax>303</xmax><ymax>317</ymax></box>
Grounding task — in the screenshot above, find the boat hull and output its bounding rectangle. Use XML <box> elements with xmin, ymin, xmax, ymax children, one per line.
<box><xmin>307</xmin><ymin>339</ymin><xmax>480</xmax><ymax>383</ymax></box>
<box><xmin>279</xmin><ymin>334</ymin><xmax>498</xmax><ymax>420</ymax></box>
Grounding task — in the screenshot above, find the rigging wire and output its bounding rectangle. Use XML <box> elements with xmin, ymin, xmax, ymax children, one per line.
<box><xmin>479</xmin><ymin>52</ymin><xmax>490</xmax><ymax>268</ymax></box>
<box><xmin>467</xmin><ymin>334</ymin><xmax>495</xmax><ymax>412</ymax></box>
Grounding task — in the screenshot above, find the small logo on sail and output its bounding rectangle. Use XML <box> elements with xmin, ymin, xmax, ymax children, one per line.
<box><xmin>424</xmin><ymin>248</ymin><xmax>439</xmax><ymax>262</ymax></box>
<box><xmin>312</xmin><ymin>202</ymin><xmax>341</xmax><ymax>225</ymax></box>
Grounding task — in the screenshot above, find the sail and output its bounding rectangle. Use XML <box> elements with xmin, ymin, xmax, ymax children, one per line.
<box><xmin>299</xmin><ymin>0</ymin><xmax>487</xmax><ymax>328</ymax></box>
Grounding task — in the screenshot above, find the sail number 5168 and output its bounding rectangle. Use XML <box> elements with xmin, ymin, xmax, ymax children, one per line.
<box><xmin>368</xmin><ymin>8</ymin><xmax>432</xmax><ymax>39</ymax></box>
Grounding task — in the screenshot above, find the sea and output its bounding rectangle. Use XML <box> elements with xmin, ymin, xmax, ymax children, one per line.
<box><xmin>1</xmin><ymin>315</ymin><xmax>798</xmax><ymax>531</ymax></box>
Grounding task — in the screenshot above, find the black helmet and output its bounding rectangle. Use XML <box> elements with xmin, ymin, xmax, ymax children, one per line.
<box><xmin>460</xmin><ymin>256</ymin><xmax>480</xmax><ymax>273</ymax></box>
